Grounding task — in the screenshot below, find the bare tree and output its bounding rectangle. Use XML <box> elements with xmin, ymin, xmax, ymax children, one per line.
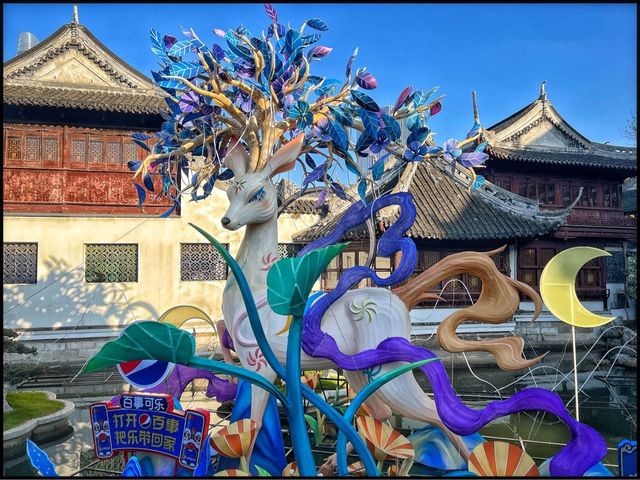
<box><xmin>620</xmin><ymin>113</ymin><xmax>637</xmax><ymax>145</ymax></box>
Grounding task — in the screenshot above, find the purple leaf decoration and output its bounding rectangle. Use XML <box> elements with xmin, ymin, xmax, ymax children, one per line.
<box><xmin>393</xmin><ymin>86</ymin><xmax>412</xmax><ymax>113</ymax></box>
<box><xmin>211</xmin><ymin>44</ymin><xmax>225</xmax><ymax>62</ymax></box>
<box><xmin>303</xmin><ymin>163</ymin><xmax>326</xmax><ymax>187</ymax></box>
<box><xmin>331</xmin><ymin>182</ymin><xmax>347</xmax><ymax>200</ymax></box>
<box><xmin>458</xmin><ymin>152</ymin><xmax>489</xmax><ymax>168</ymax></box>
<box><xmin>355</xmin><ymin>71</ymin><xmax>378</xmax><ymax>90</ymax></box>
<box><xmin>314</xmin><ymin>189</ymin><xmax>328</xmax><ymax>208</ymax></box>
<box><xmin>213</xmin><ymin>28</ymin><xmax>226</xmax><ymax>38</ymax></box>
<box><xmin>307</xmin><ymin>45</ymin><xmax>333</xmax><ymax>60</ymax></box>
<box><xmin>346</xmin><ymin>47</ymin><xmax>358</xmax><ymax>78</ymax></box>
<box><xmin>430</xmin><ymin>101</ymin><xmax>442</xmax><ymax>116</ymax></box>
<box><xmin>163</xmin><ymin>35</ymin><xmax>177</xmax><ymax>51</ymax></box>
<box><xmin>264</xmin><ymin>3</ymin><xmax>278</xmax><ymax>23</ymax></box>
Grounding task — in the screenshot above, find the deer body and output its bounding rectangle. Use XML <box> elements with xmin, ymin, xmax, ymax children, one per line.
<box><xmin>218</xmin><ymin>135</ymin><xmax>470</xmax><ymax>464</ymax></box>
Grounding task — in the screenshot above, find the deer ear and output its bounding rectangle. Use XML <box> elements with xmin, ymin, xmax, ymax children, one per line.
<box><xmin>223</xmin><ymin>137</ymin><xmax>249</xmax><ymax>176</ymax></box>
<box><xmin>264</xmin><ymin>134</ymin><xmax>304</xmax><ymax>178</ymax></box>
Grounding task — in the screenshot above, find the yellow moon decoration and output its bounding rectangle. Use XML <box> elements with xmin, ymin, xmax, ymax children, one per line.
<box><xmin>540</xmin><ymin>247</ymin><xmax>615</xmax><ymax>328</ymax></box>
<box><xmin>158</xmin><ymin>305</ymin><xmax>217</xmax><ymax>331</ymax></box>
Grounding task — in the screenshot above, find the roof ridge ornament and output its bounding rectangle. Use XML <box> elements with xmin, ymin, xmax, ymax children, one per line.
<box><xmin>72</xmin><ymin>4</ymin><xmax>79</xmax><ymax>24</ymax></box>
<box><xmin>539</xmin><ymin>80</ymin><xmax>547</xmax><ymax>101</ymax></box>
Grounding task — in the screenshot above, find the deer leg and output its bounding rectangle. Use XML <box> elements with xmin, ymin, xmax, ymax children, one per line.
<box><xmin>244</xmin><ymin>365</ymin><xmax>278</xmax><ymax>467</ymax></box>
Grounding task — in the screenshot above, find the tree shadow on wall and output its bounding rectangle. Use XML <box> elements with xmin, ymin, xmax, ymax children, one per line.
<box><xmin>3</xmin><ymin>256</ymin><xmax>160</xmax><ymax>332</ymax></box>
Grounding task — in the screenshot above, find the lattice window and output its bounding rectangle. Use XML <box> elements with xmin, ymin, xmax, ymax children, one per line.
<box><xmin>25</xmin><ymin>137</ymin><xmax>40</xmax><ymax>161</ymax></box>
<box><xmin>73</xmin><ymin>140</ymin><xmax>87</xmax><ymax>163</ymax></box>
<box><xmin>7</xmin><ymin>136</ymin><xmax>22</xmax><ymax>160</ymax></box>
<box><xmin>106</xmin><ymin>142</ymin><xmax>120</xmax><ymax>164</ymax></box>
<box><xmin>278</xmin><ymin>243</ymin><xmax>303</xmax><ymax>259</ymax></box>
<box><xmin>180</xmin><ymin>243</ymin><xmax>229</xmax><ymax>281</ymax></box>
<box><xmin>43</xmin><ymin>138</ymin><xmax>58</xmax><ymax>162</ymax></box>
<box><xmin>123</xmin><ymin>142</ymin><xmax>137</xmax><ymax>162</ymax></box>
<box><xmin>89</xmin><ymin>140</ymin><xmax>103</xmax><ymax>163</ymax></box>
<box><xmin>3</xmin><ymin>242</ymin><xmax>38</xmax><ymax>284</ymax></box>
<box><xmin>85</xmin><ymin>244</ymin><xmax>138</xmax><ymax>283</ymax></box>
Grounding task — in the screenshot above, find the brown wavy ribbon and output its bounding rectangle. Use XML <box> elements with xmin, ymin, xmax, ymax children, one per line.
<box><xmin>393</xmin><ymin>246</ymin><xmax>546</xmax><ymax>371</ymax></box>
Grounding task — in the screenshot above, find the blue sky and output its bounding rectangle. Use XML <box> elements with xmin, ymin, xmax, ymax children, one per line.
<box><xmin>3</xmin><ymin>3</ymin><xmax>637</xmax><ymax>145</ymax></box>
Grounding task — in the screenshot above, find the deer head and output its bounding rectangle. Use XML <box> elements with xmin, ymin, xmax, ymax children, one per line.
<box><xmin>221</xmin><ymin>134</ymin><xmax>304</xmax><ymax>230</ymax></box>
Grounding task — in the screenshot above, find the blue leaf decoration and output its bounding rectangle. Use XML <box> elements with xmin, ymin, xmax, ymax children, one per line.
<box><xmin>328</xmin><ymin>106</ymin><xmax>353</xmax><ymax>126</ymax></box>
<box><xmin>143</xmin><ymin>174</ymin><xmax>155</xmax><ymax>192</ymax></box>
<box><xmin>372</xmin><ymin>156</ymin><xmax>385</xmax><ymax>180</ymax></box>
<box><xmin>357</xmin><ymin>178</ymin><xmax>367</xmax><ymax>204</ymax></box>
<box><xmin>356</xmin><ymin>130</ymin><xmax>375</xmax><ymax>154</ymax></box>
<box><xmin>131</xmin><ymin>132</ymin><xmax>152</xmax><ymax>141</ymax></box>
<box><xmin>132</xmin><ymin>138</ymin><xmax>151</xmax><ymax>152</ymax></box>
<box><xmin>327</xmin><ymin>120</ymin><xmax>348</xmax><ymax>152</ymax></box>
<box><xmin>346</xmin><ymin>47</ymin><xmax>358</xmax><ymax>78</ymax></box>
<box><xmin>169</xmin><ymin>61</ymin><xmax>205</xmax><ymax>79</ymax></box>
<box><xmin>156</xmin><ymin>78</ymin><xmax>189</xmax><ymax>92</ymax></box>
<box><xmin>406</xmin><ymin>127</ymin><xmax>429</xmax><ymax>147</ymax></box>
<box><xmin>160</xmin><ymin>200</ymin><xmax>180</xmax><ymax>218</ymax></box>
<box><xmin>305</xmin><ymin>153</ymin><xmax>317</xmax><ymax>169</ymax></box>
<box><xmin>305</xmin><ymin>18</ymin><xmax>329</xmax><ymax>31</ymax></box>
<box><xmin>475</xmin><ymin>141</ymin><xmax>488</xmax><ymax>153</ymax></box>
<box><xmin>218</xmin><ymin>169</ymin><xmax>235</xmax><ymax>181</ymax></box>
<box><xmin>472</xmin><ymin>175</ymin><xmax>486</xmax><ymax>190</ymax></box>
<box><xmin>127</xmin><ymin>160</ymin><xmax>141</xmax><ymax>172</ymax></box>
<box><xmin>345</xmin><ymin>157</ymin><xmax>360</xmax><ymax>177</ymax></box>
<box><xmin>167</xmin><ymin>40</ymin><xmax>193</xmax><ymax>58</ymax></box>
<box><xmin>359</xmin><ymin>109</ymin><xmax>379</xmax><ymax>137</ymax></box>
<box><xmin>351</xmin><ymin>90</ymin><xmax>380</xmax><ymax>112</ymax></box>
<box><xmin>150</xmin><ymin>29</ymin><xmax>170</xmax><ymax>61</ymax></box>
<box><xmin>26</xmin><ymin>439</ymin><xmax>58</xmax><ymax>477</ymax></box>
<box><xmin>406</xmin><ymin>114</ymin><xmax>422</xmax><ymax>132</ymax></box>
<box><xmin>381</xmin><ymin>114</ymin><xmax>401</xmax><ymax>141</ymax></box>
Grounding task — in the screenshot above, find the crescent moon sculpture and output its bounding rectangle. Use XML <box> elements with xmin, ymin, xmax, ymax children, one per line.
<box><xmin>158</xmin><ymin>304</ymin><xmax>216</xmax><ymax>330</ymax></box>
<box><xmin>540</xmin><ymin>247</ymin><xmax>615</xmax><ymax>328</ymax></box>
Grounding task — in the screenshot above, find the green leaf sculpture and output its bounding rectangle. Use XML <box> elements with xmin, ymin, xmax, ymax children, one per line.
<box><xmin>267</xmin><ymin>243</ymin><xmax>349</xmax><ymax>316</ymax></box>
<box><xmin>82</xmin><ymin>321</ymin><xmax>194</xmax><ymax>373</ymax></box>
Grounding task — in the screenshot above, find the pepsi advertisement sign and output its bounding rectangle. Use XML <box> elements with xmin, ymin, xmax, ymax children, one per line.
<box><xmin>90</xmin><ymin>393</ymin><xmax>209</xmax><ymax>469</ymax></box>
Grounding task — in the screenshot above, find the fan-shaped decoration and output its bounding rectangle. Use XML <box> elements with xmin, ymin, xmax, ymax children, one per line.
<box><xmin>355</xmin><ymin>402</ymin><xmax>372</xmax><ymax>419</ymax></box>
<box><xmin>356</xmin><ymin>416</ymin><xmax>415</xmax><ymax>462</ymax></box>
<box><xmin>347</xmin><ymin>461</ymin><xmax>367</xmax><ymax>476</ymax></box>
<box><xmin>282</xmin><ymin>461</ymin><xmax>299</xmax><ymax>476</ymax></box>
<box><xmin>214</xmin><ymin>469</ymin><xmax>250</xmax><ymax>477</ymax></box>
<box><xmin>301</xmin><ymin>372</ymin><xmax>320</xmax><ymax>391</ymax></box>
<box><xmin>467</xmin><ymin>441</ymin><xmax>539</xmax><ymax>477</ymax></box>
<box><xmin>210</xmin><ymin>419</ymin><xmax>257</xmax><ymax>458</ymax></box>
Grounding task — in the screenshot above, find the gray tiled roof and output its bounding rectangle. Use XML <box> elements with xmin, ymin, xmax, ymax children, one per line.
<box><xmin>489</xmin><ymin>145</ymin><xmax>637</xmax><ymax>171</ymax></box>
<box><xmin>294</xmin><ymin>161</ymin><xmax>564</xmax><ymax>242</ymax></box>
<box><xmin>3</xmin><ymin>84</ymin><xmax>167</xmax><ymax>115</ymax></box>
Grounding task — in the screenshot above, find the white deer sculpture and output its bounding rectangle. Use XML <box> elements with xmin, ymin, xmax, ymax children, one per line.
<box><xmin>217</xmin><ymin>133</ymin><xmax>470</xmax><ymax>463</ymax></box>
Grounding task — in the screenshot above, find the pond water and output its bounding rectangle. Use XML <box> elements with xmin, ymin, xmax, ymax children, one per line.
<box><xmin>4</xmin><ymin>362</ymin><xmax>635</xmax><ymax>477</ymax></box>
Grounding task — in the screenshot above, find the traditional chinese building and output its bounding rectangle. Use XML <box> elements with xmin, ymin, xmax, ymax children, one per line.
<box><xmin>2</xmin><ymin>10</ymin><xmax>319</xmax><ymax>366</ymax></box>
<box><xmin>294</xmin><ymin>84</ymin><xmax>637</xmax><ymax>333</ymax></box>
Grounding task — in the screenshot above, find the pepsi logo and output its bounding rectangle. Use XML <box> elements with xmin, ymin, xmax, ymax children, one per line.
<box><xmin>117</xmin><ymin>359</ymin><xmax>175</xmax><ymax>389</ymax></box>
<box><xmin>138</xmin><ymin>414</ymin><xmax>151</xmax><ymax>429</ymax></box>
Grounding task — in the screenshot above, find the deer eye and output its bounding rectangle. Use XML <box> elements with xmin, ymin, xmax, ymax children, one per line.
<box><xmin>248</xmin><ymin>187</ymin><xmax>266</xmax><ymax>202</ymax></box>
